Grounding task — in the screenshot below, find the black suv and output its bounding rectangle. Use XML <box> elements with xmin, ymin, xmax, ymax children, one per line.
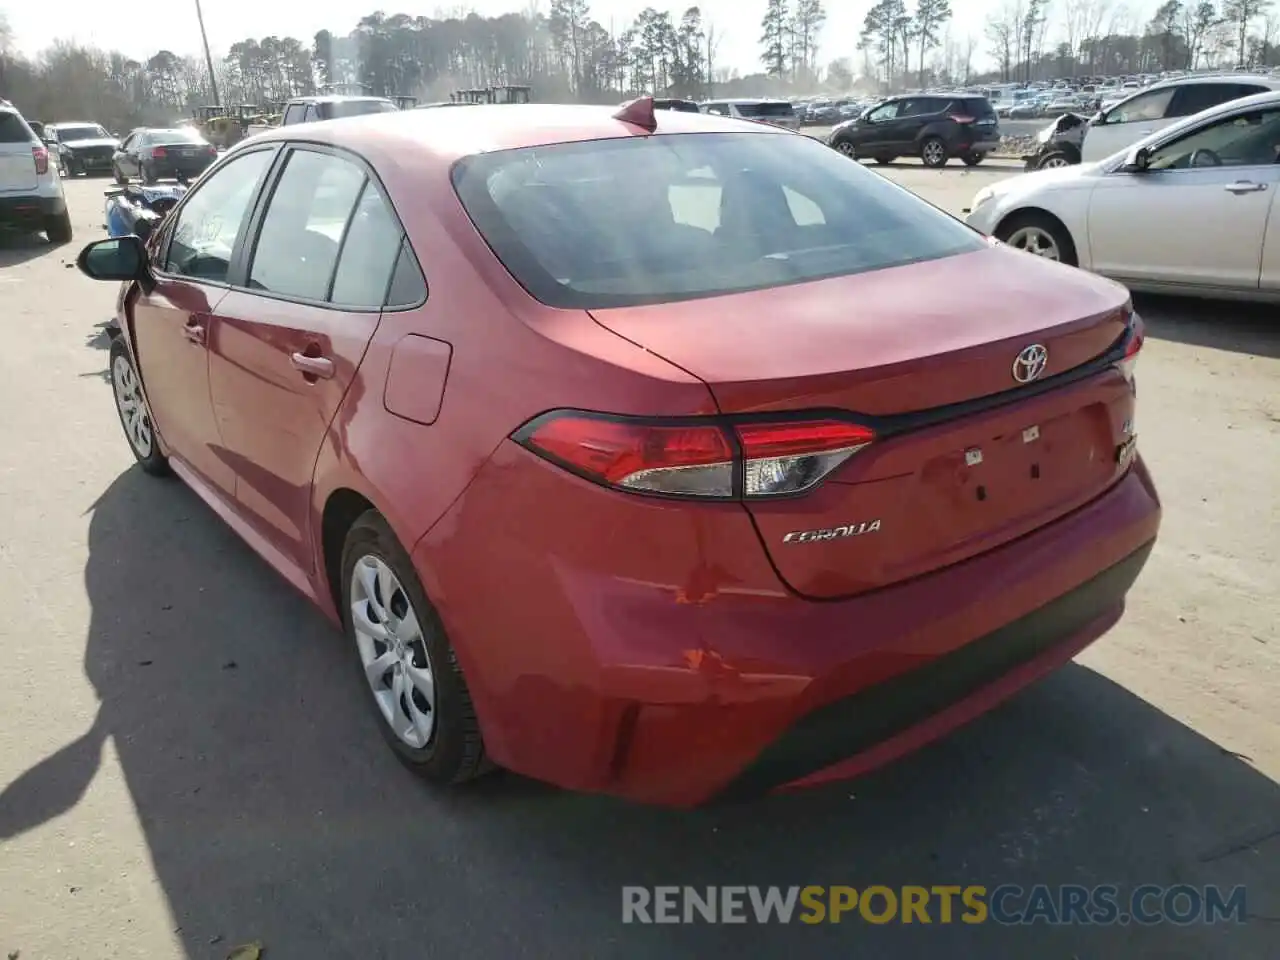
<box><xmin>827</xmin><ymin>94</ymin><xmax>1000</xmax><ymax>168</ymax></box>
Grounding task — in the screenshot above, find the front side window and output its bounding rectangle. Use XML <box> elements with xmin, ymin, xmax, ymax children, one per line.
<box><xmin>865</xmin><ymin>101</ymin><xmax>900</xmax><ymax>122</ymax></box>
<box><xmin>1105</xmin><ymin>87</ymin><xmax>1175</xmax><ymax>124</ymax></box>
<box><xmin>1148</xmin><ymin>109</ymin><xmax>1280</xmax><ymax>170</ymax></box>
<box><xmin>247</xmin><ymin>149</ymin><xmax>366</xmax><ymax>300</ymax></box>
<box><xmin>164</xmin><ymin>149</ymin><xmax>274</xmax><ymax>282</ymax></box>
<box><xmin>452</xmin><ymin>131</ymin><xmax>985</xmax><ymax>309</ymax></box>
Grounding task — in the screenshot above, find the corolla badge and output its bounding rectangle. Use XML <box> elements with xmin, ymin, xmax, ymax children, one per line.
<box><xmin>783</xmin><ymin>520</ymin><xmax>881</xmax><ymax>544</ymax></box>
<box><xmin>1012</xmin><ymin>343</ymin><xmax>1049</xmax><ymax>384</ymax></box>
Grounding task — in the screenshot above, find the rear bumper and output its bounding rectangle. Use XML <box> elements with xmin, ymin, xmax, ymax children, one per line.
<box><xmin>146</xmin><ymin>160</ymin><xmax>215</xmax><ymax>179</ymax></box>
<box><xmin>0</xmin><ymin>193</ymin><xmax>64</xmax><ymax>226</ymax></box>
<box><xmin>416</xmin><ymin>446</ymin><xmax>1161</xmax><ymax>807</ymax></box>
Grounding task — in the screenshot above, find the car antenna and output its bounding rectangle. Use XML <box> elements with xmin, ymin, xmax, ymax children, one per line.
<box><xmin>613</xmin><ymin>96</ymin><xmax>657</xmax><ymax>133</ymax></box>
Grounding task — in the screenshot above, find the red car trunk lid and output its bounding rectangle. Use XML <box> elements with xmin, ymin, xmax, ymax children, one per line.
<box><xmin>588</xmin><ymin>247</ymin><xmax>1137</xmax><ymax>598</ymax></box>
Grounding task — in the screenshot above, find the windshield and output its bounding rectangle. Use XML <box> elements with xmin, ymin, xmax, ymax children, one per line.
<box><xmin>57</xmin><ymin>124</ymin><xmax>109</xmax><ymax>141</ymax></box>
<box><xmin>144</xmin><ymin>129</ymin><xmax>207</xmax><ymax>145</ymax></box>
<box><xmin>329</xmin><ymin>99</ymin><xmax>398</xmax><ymax>119</ymax></box>
<box><xmin>452</xmin><ymin>131</ymin><xmax>985</xmax><ymax>309</ymax></box>
<box><xmin>735</xmin><ymin>101</ymin><xmax>795</xmax><ymax>119</ymax></box>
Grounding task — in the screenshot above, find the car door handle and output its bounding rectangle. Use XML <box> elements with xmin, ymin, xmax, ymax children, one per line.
<box><xmin>182</xmin><ymin>320</ymin><xmax>206</xmax><ymax>345</ymax></box>
<box><xmin>1224</xmin><ymin>181</ymin><xmax>1267</xmax><ymax>194</ymax></box>
<box><xmin>291</xmin><ymin>352</ymin><xmax>335</xmax><ymax>379</ymax></box>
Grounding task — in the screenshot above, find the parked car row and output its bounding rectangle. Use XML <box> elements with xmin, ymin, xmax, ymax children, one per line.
<box><xmin>967</xmin><ymin>89</ymin><xmax>1280</xmax><ymax>302</ymax></box>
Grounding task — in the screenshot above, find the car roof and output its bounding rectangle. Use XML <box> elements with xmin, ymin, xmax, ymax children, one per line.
<box><xmin>239</xmin><ymin>102</ymin><xmax>781</xmax><ymax>168</ymax></box>
<box><xmin>1146</xmin><ymin>73</ymin><xmax>1280</xmax><ymax>90</ymax></box>
<box><xmin>288</xmin><ymin>95</ymin><xmax>392</xmax><ymax>104</ymax></box>
<box><xmin>704</xmin><ymin>97</ymin><xmax>790</xmax><ymax>104</ymax></box>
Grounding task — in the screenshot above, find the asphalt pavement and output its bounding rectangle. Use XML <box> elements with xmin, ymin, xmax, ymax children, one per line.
<box><xmin>0</xmin><ymin>172</ymin><xmax>1276</xmax><ymax>960</ymax></box>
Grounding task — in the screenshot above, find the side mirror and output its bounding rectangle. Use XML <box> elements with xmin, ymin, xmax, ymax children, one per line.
<box><xmin>1120</xmin><ymin>146</ymin><xmax>1151</xmax><ymax>173</ymax></box>
<box><xmin>76</xmin><ymin>236</ymin><xmax>153</xmax><ymax>291</ymax></box>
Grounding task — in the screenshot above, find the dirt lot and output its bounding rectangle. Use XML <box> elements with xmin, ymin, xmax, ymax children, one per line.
<box><xmin>0</xmin><ymin>171</ymin><xmax>1276</xmax><ymax>960</ymax></box>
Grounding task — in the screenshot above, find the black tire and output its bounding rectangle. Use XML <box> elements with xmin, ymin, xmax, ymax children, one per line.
<box><xmin>112</xmin><ymin>162</ymin><xmax>128</xmax><ymax>185</ymax></box>
<box><xmin>45</xmin><ymin>209</ymin><xmax>73</xmax><ymax>244</ymax></box>
<box><xmin>340</xmin><ymin>510</ymin><xmax>490</xmax><ymax>786</ymax></box>
<box><xmin>961</xmin><ymin>153</ymin><xmax>984</xmax><ymax>166</ymax></box>
<box><xmin>920</xmin><ymin>136</ymin><xmax>949</xmax><ymax>168</ymax></box>
<box><xmin>994</xmin><ymin>211</ymin><xmax>1079</xmax><ymax>267</ymax></box>
<box><xmin>831</xmin><ymin>138</ymin><xmax>857</xmax><ymax>158</ymax></box>
<box><xmin>873</xmin><ymin>155</ymin><xmax>895</xmax><ymax>165</ymax></box>
<box><xmin>108</xmin><ymin>337</ymin><xmax>170</xmax><ymax>476</ymax></box>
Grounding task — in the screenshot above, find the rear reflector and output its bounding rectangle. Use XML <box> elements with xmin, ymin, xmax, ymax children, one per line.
<box><xmin>515</xmin><ymin>412</ymin><xmax>875</xmax><ymax>500</ymax></box>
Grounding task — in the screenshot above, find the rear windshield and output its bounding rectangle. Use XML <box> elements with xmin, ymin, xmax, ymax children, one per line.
<box><xmin>0</xmin><ymin>112</ymin><xmax>35</xmax><ymax>144</ymax></box>
<box><xmin>144</xmin><ymin>129</ymin><xmax>207</xmax><ymax>145</ymax></box>
<box><xmin>327</xmin><ymin>99</ymin><xmax>398</xmax><ymax>119</ymax></box>
<box><xmin>452</xmin><ymin>131</ymin><xmax>985</xmax><ymax>309</ymax></box>
<box><xmin>734</xmin><ymin>101</ymin><xmax>795</xmax><ymax>118</ymax></box>
<box><xmin>55</xmin><ymin>124</ymin><xmax>109</xmax><ymax>141</ymax></box>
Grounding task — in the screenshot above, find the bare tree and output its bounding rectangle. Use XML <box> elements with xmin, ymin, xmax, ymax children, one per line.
<box><xmin>985</xmin><ymin>0</ymin><xmax>1022</xmax><ymax>80</ymax></box>
<box><xmin>1222</xmin><ymin>0</ymin><xmax>1271</xmax><ymax>65</ymax></box>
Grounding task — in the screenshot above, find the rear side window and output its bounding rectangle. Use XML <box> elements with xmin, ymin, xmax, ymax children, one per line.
<box><xmin>1167</xmin><ymin>83</ymin><xmax>1262</xmax><ymax>118</ymax></box>
<box><xmin>452</xmin><ymin>131</ymin><xmax>984</xmax><ymax>309</ymax></box>
<box><xmin>248</xmin><ymin>149</ymin><xmax>366</xmax><ymax>300</ymax></box>
<box><xmin>735</xmin><ymin>101</ymin><xmax>795</xmax><ymax>119</ymax></box>
<box><xmin>0</xmin><ymin>112</ymin><xmax>34</xmax><ymax>144</ymax></box>
<box><xmin>283</xmin><ymin>104</ymin><xmax>306</xmax><ymax>125</ymax></box>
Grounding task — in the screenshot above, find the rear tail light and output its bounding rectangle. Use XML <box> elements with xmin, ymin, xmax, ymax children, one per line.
<box><xmin>949</xmin><ymin>114</ymin><xmax>976</xmax><ymax>124</ymax></box>
<box><xmin>207</xmin><ymin>145</ymin><xmax>218</xmax><ymax>155</ymax></box>
<box><xmin>32</xmin><ymin>144</ymin><xmax>48</xmax><ymax>175</ymax></box>
<box><xmin>1115</xmin><ymin>310</ymin><xmax>1144</xmax><ymax>385</ymax></box>
<box><xmin>150</xmin><ymin>146</ymin><xmax>167</xmax><ymax>159</ymax></box>
<box><xmin>514</xmin><ymin>412</ymin><xmax>875</xmax><ymax>500</ymax></box>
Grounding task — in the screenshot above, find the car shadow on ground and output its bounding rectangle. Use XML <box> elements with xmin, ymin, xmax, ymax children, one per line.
<box><xmin>0</xmin><ymin>468</ymin><xmax>1277</xmax><ymax>959</ymax></box>
<box><xmin>1135</xmin><ymin>295</ymin><xmax>1280</xmax><ymax>360</ymax></box>
<box><xmin>0</xmin><ymin>230</ymin><xmax>57</xmax><ymax>269</ymax></box>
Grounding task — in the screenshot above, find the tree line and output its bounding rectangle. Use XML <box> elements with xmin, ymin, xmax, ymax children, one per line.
<box><xmin>0</xmin><ymin>2</ymin><xmax>825</xmax><ymax>132</ymax></box>
<box><xmin>859</xmin><ymin>0</ymin><xmax>1276</xmax><ymax>91</ymax></box>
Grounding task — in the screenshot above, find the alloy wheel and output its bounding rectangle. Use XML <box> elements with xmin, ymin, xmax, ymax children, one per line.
<box><xmin>351</xmin><ymin>555</ymin><xmax>437</xmax><ymax>749</ymax></box>
<box><xmin>112</xmin><ymin>353</ymin><xmax>152</xmax><ymax>457</ymax></box>
<box><xmin>922</xmin><ymin>140</ymin><xmax>945</xmax><ymax>165</ymax></box>
<box><xmin>1005</xmin><ymin>225</ymin><xmax>1061</xmax><ymax>260</ymax></box>
<box><xmin>1042</xmin><ymin>156</ymin><xmax>1070</xmax><ymax>168</ymax></box>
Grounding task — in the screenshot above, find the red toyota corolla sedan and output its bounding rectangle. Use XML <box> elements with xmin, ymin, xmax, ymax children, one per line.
<box><xmin>77</xmin><ymin>99</ymin><xmax>1161</xmax><ymax>807</ymax></box>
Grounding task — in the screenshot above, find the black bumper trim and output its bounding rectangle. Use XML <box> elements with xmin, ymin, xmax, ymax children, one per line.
<box><xmin>713</xmin><ymin>540</ymin><xmax>1156</xmax><ymax>803</ymax></box>
<box><xmin>0</xmin><ymin>195</ymin><xmax>62</xmax><ymax>223</ymax></box>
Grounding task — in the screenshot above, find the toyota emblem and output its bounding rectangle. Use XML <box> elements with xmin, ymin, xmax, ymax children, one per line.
<box><xmin>1012</xmin><ymin>344</ymin><xmax>1049</xmax><ymax>383</ymax></box>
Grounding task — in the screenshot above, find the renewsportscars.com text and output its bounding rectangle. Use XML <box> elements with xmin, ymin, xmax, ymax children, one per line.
<box><xmin>621</xmin><ymin>884</ymin><xmax>1247</xmax><ymax>926</ymax></box>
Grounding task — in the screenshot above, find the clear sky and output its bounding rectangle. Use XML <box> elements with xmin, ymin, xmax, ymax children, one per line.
<box><xmin>9</xmin><ymin>0</ymin><xmax>1021</xmax><ymax>77</ymax></box>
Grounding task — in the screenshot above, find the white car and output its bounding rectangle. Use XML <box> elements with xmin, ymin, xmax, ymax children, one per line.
<box><xmin>1080</xmin><ymin>74</ymin><xmax>1280</xmax><ymax>162</ymax></box>
<box><xmin>0</xmin><ymin>103</ymin><xmax>71</xmax><ymax>242</ymax></box>
<box><xmin>965</xmin><ymin>90</ymin><xmax>1280</xmax><ymax>300</ymax></box>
